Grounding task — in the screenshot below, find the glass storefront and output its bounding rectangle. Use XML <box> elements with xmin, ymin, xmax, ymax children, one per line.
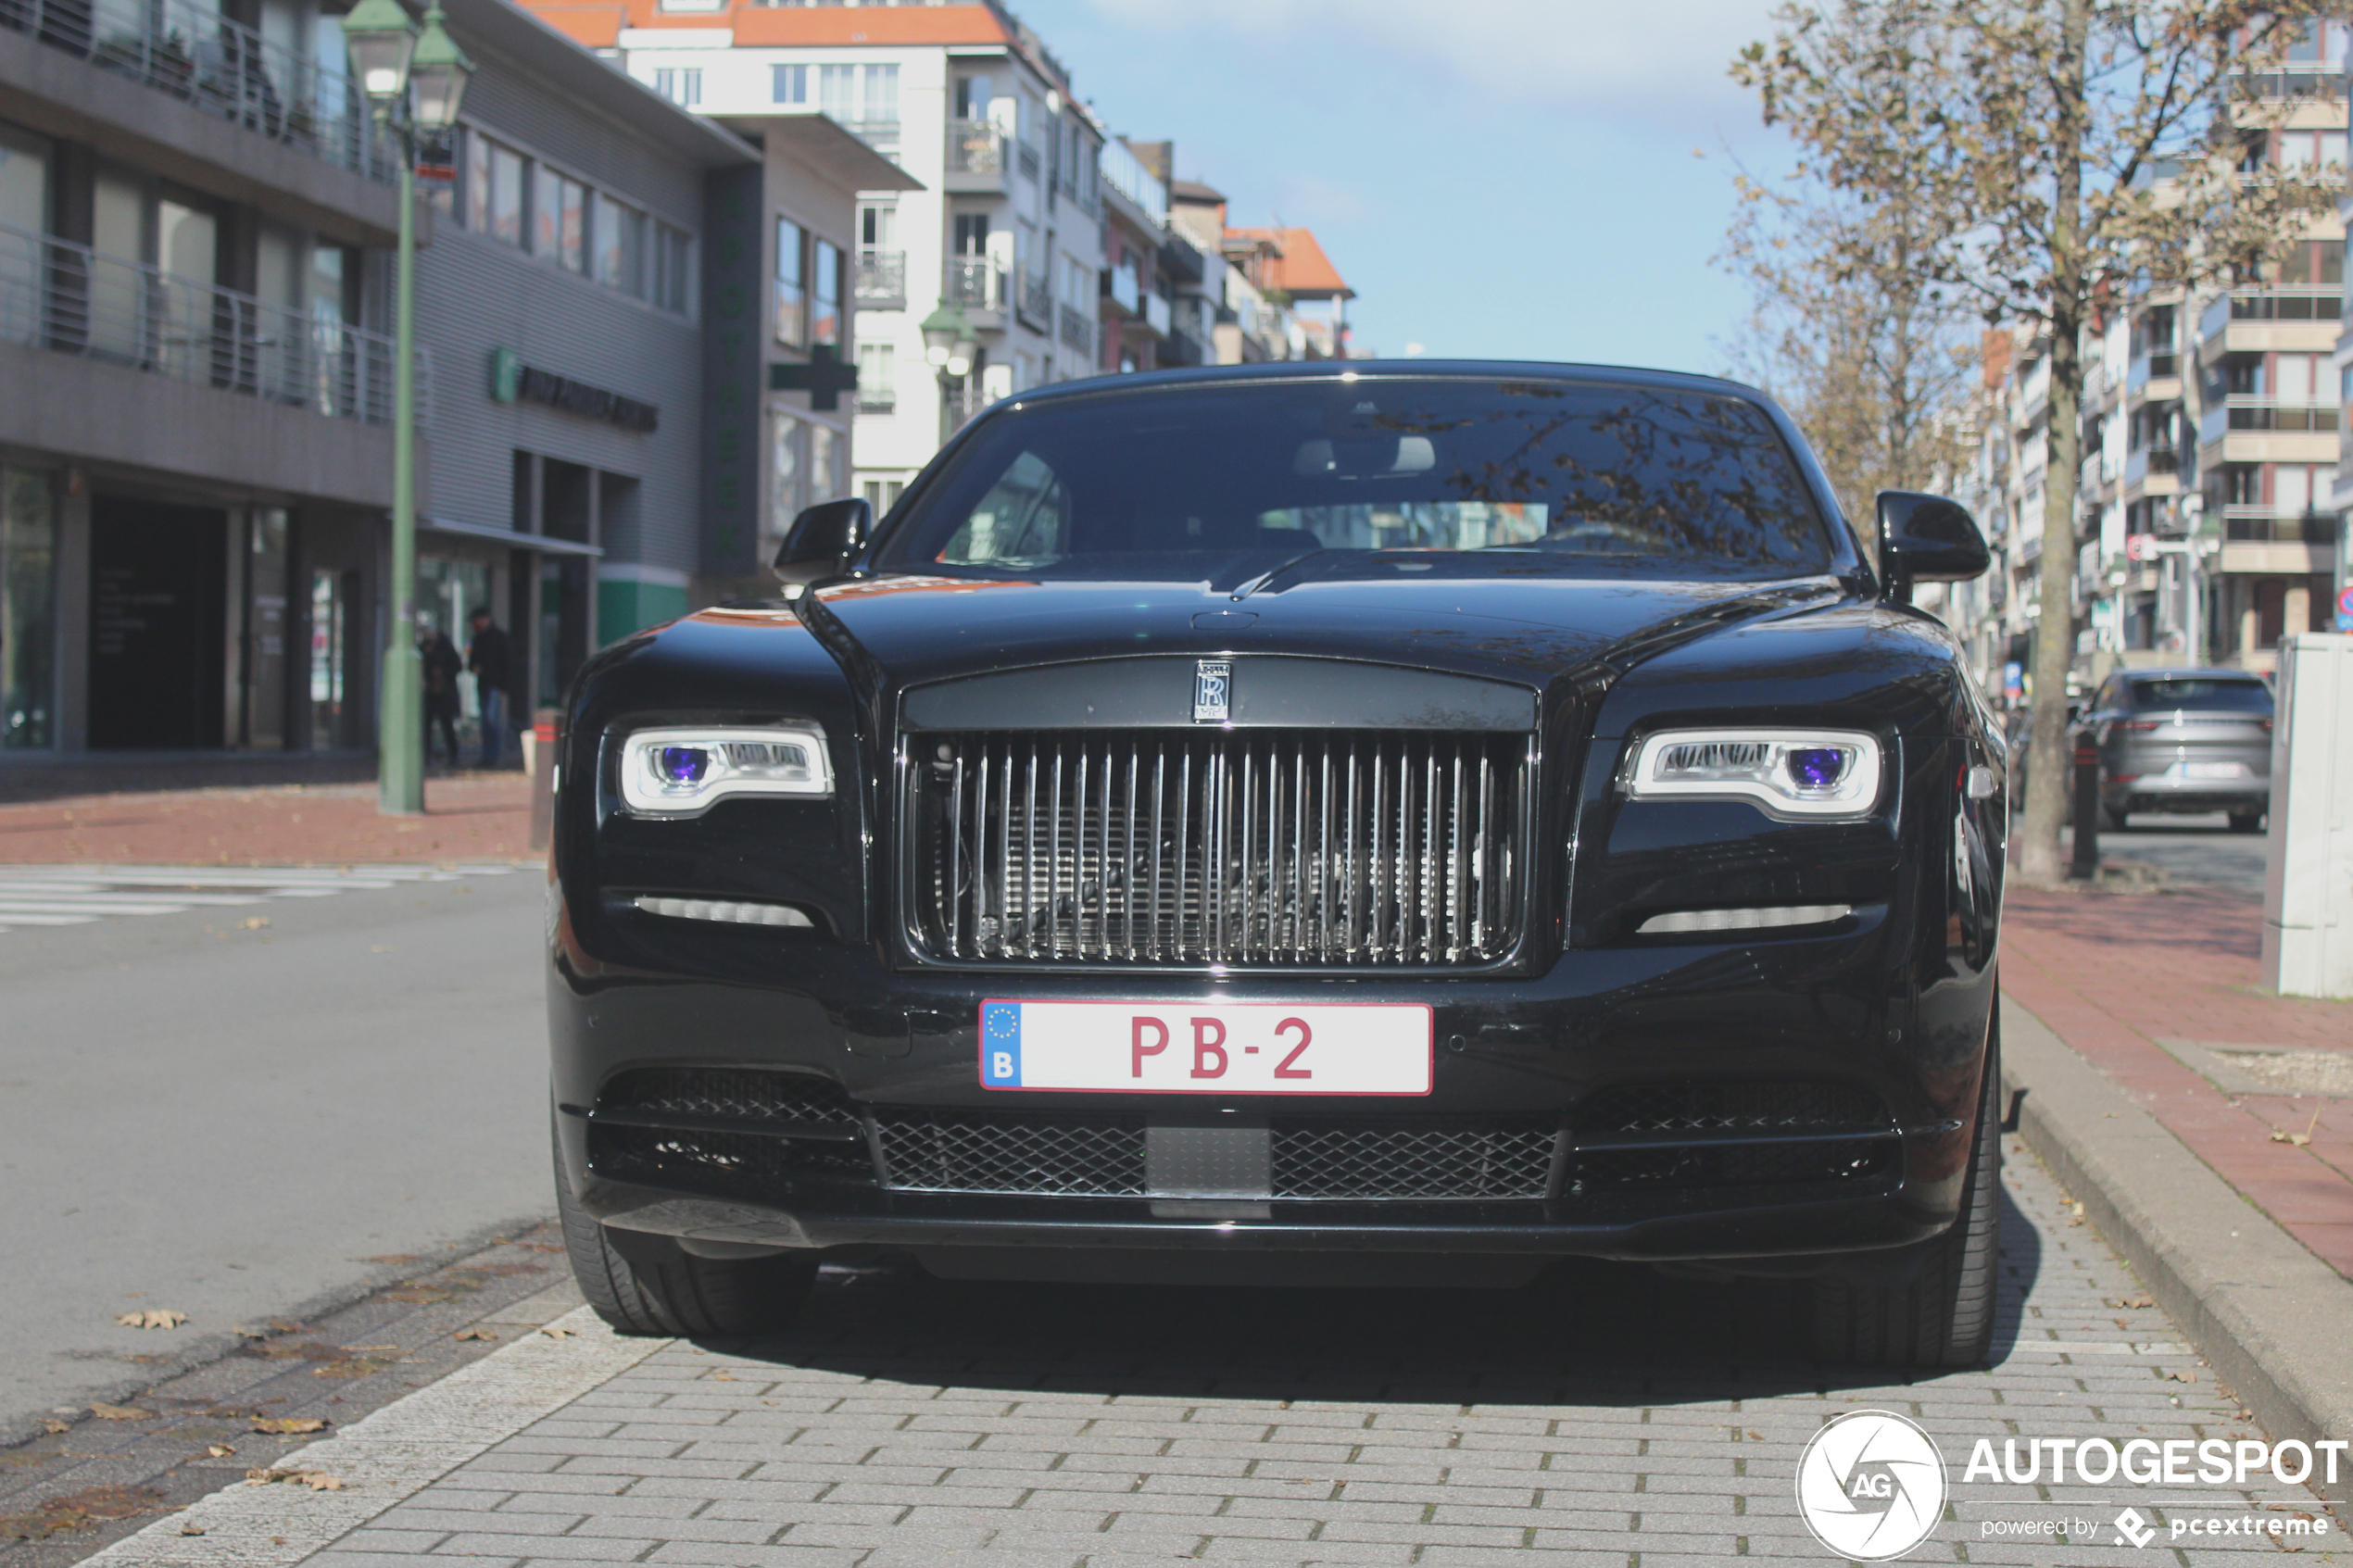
<box><xmin>1</xmin><ymin>465</ymin><xmax>57</xmax><ymax>749</ymax></box>
<box><xmin>418</xmin><ymin>554</ymin><xmax>493</xmax><ymax>721</ymax></box>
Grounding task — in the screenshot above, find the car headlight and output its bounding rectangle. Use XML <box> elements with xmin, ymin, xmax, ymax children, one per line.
<box><xmin>1623</xmin><ymin>728</ymin><xmax>1882</xmax><ymax>819</ymax></box>
<box><xmin>616</xmin><ymin>725</ymin><xmax>833</xmax><ymax>816</ymax></box>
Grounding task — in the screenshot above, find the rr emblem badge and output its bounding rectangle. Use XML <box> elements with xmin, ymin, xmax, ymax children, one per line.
<box><xmin>1193</xmin><ymin>659</ymin><xmax>1231</xmax><ymax>724</ymax></box>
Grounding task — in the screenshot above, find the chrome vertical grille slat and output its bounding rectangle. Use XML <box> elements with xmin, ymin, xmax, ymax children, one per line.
<box><xmin>912</xmin><ymin>729</ymin><xmax>1529</xmax><ymax>969</ymax></box>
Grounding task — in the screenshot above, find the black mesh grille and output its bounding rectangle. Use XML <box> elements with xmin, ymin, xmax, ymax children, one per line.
<box><xmin>589</xmin><ymin>1123</ymin><xmax>874</xmax><ymax>1184</ymax></box>
<box><xmin>597</xmin><ymin>1067</ymin><xmax>865</xmax><ymax>1130</ymax></box>
<box><xmin>1573</xmin><ymin>1081</ymin><xmax>1890</xmax><ymax>1136</ymax></box>
<box><xmin>1271</xmin><ymin>1120</ymin><xmax>1554</xmax><ymax>1199</ymax></box>
<box><xmin>1574</xmin><ymin>1138</ymin><xmax>1895</xmax><ymax>1191</ymax></box>
<box><xmin>875</xmin><ymin>1110</ymin><xmax>1148</xmax><ymax>1196</ymax></box>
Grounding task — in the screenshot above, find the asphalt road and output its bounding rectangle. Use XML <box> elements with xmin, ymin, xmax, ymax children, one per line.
<box><xmin>0</xmin><ymin>870</ymin><xmax>549</xmax><ymax>1442</ymax></box>
<box><xmin>2078</xmin><ymin>810</ymin><xmax>2271</xmax><ymax>898</ymax></box>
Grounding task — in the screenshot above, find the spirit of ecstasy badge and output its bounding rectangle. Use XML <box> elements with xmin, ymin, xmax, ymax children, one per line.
<box><xmin>1193</xmin><ymin>659</ymin><xmax>1231</xmax><ymax>723</ymax></box>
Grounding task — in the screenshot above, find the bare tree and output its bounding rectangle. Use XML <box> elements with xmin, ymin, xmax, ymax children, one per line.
<box><xmin>1733</xmin><ymin>0</ymin><xmax>2336</xmax><ymax>884</ymax></box>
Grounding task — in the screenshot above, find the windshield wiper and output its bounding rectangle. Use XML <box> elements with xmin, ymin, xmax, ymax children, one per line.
<box><xmin>1230</xmin><ymin>547</ymin><xmax>1327</xmax><ymax>600</ymax></box>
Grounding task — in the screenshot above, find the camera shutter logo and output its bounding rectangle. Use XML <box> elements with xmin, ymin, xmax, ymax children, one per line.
<box><xmin>1193</xmin><ymin>660</ymin><xmax>1231</xmax><ymax>724</ymax></box>
<box><xmin>1794</xmin><ymin>1410</ymin><xmax>1947</xmax><ymax>1561</ymax></box>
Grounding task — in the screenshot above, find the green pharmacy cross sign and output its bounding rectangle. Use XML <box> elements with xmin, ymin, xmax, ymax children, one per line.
<box><xmin>768</xmin><ymin>344</ymin><xmax>859</xmax><ymax>411</ymax></box>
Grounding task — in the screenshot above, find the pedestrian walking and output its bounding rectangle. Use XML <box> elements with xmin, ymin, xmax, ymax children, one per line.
<box><xmin>467</xmin><ymin>608</ymin><xmax>513</xmax><ymax>769</ymax></box>
<box><xmin>421</xmin><ymin>626</ymin><xmax>463</xmax><ymax>766</ymax></box>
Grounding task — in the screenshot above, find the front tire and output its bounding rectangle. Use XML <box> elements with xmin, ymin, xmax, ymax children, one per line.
<box><xmin>553</xmin><ymin>1122</ymin><xmax>817</xmax><ymax>1336</ymax></box>
<box><xmin>1800</xmin><ymin>1011</ymin><xmax>2001</xmax><ymax>1369</ymax></box>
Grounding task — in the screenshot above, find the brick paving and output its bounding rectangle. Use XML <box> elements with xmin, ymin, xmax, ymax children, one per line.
<box><xmin>2002</xmin><ymin>883</ymin><xmax>2353</xmax><ymax>1278</ymax></box>
<box><xmin>0</xmin><ymin>779</ymin><xmax>534</xmax><ymax>867</ymax></box>
<box><xmin>107</xmin><ymin>1144</ymin><xmax>2336</xmax><ymax>1567</ymax></box>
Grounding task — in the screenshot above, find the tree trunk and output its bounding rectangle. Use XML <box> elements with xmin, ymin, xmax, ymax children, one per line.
<box><xmin>2017</xmin><ymin>0</ymin><xmax>2092</xmax><ymax>884</ymax></box>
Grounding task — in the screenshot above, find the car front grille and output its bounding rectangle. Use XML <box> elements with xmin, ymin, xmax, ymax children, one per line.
<box><xmin>585</xmin><ymin>1071</ymin><xmax>1902</xmax><ymax>1208</ymax></box>
<box><xmin>1567</xmin><ymin>1080</ymin><xmax>1899</xmax><ymax>1193</ymax></box>
<box><xmin>874</xmin><ymin>1110</ymin><xmax>1149</xmax><ymax>1197</ymax></box>
<box><xmin>905</xmin><ymin>730</ymin><xmax>1529</xmax><ymax>968</ymax></box>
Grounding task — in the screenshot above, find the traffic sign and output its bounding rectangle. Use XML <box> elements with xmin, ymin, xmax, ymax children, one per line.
<box><xmin>2338</xmin><ymin>583</ymin><xmax>2353</xmax><ymax>632</ymax></box>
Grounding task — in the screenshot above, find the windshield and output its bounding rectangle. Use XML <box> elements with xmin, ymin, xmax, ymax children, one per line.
<box><xmin>877</xmin><ymin>379</ymin><xmax>1835</xmax><ymax>583</ymax></box>
<box><xmin>2130</xmin><ymin>677</ymin><xmax>2271</xmax><ymax>712</ymax></box>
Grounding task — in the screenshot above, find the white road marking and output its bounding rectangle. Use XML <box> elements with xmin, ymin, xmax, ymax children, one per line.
<box><xmin>0</xmin><ymin>864</ymin><xmax>519</xmax><ymax>934</ymax></box>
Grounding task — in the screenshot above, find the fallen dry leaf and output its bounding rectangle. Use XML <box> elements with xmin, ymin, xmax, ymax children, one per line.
<box><xmin>206</xmin><ymin>1445</ymin><xmax>234</xmax><ymax>1459</ymax></box>
<box><xmin>39</xmin><ymin>1421</ymin><xmax>68</xmax><ymax>1436</ymax></box>
<box><xmin>115</xmin><ymin>1310</ymin><xmax>187</xmax><ymax>1330</ymax></box>
<box><xmin>179</xmin><ymin>1523</ymin><xmax>205</xmax><ymax>1536</ymax></box>
<box><xmin>248</xmin><ymin>1417</ymin><xmax>329</xmax><ymax>1436</ymax></box>
<box><xmin>239</xmin><ymin>917</ymin><xmax>270</xmax><ymax>930</ymax></box>
<box><xmin>0</xmin><ymin>1486</ymin><xmax>165</xmax><ymax>1541</ymax></box>
<box><xmin>245</xmin><ymin>1468</ymin><xmax>345</xmax><ymax>1491</ymax></box>
<box><xmin>539</xmin><ymin>1325</ymin><xmax>577</xmax><ymax>1339</ymax></box>
<box><xmin>88</xmin><ymin>1404</ymin><xmax>152</xmax><ymax>1422</ymax></box>
<box><xmin>2270</xmin><ymin>1130</ymin><xmax>2313</xmax><ymax>1147</ymax></box>
<box><xmin>454</xmin><ymin>1328</ymin><xmax>497</xmax><ymax>1342</ymax></box>
<box><xmin>2169</xmin><ymin>1370</ymin><xmax>2198</xmax><ymax>1383</ymax></box>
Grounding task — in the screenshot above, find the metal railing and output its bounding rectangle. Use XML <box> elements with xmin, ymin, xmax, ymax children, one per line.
<box><xmin>945</xmin><ymin>257</ymin><xmax>1004</xmax><ymax>311</ymax></box>
<box><xmin>2206</xmin><ymin>287</ymin><xmax>2345</xmax><ymax>337</ymax></box>
<box><xmin>2221</xmin><ymin>398</ymin><xmax>2340</xmax><ymax>433</ymax></box>
<box><xmin>1018</xmin><ymin>270</ymin><xmax>1051</xmax><ymax>332</ymax></box>
<box><xmin>0</xmin><ymin>220</ymin><xmax>424</xmax><ymax>427</ymax></box>
<box><xmin>946</xmin><ymin>119</ymin><xmax>1004</xmax><ymax>175</ymax></box>
<box><xmin>1015</xmin><ymin>142</ymin><xmax>1040</xmax><ymax>182</ymax></box>
<box><xmin>855</xmin><ymin>248</ymin><xmax>905</xmax><ymax>308</ymax></box>
<box><xmin>1</xmin><ymin>0</ymin><xmax>396</xmax><ymax>182</ymax></box>
<box><xmin>2222</xmin><ymin>508</ymin><xmax>2335</xmax><ymax>545</ymax></box>
<box><xmin>1057</xmin><ymin>302</ymin><xmax>1092</xmax><ymax>357</ymax></box>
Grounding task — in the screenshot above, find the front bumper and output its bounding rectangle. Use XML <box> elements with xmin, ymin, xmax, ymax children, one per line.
<box><xmin>549</xmin><ymin>905</ymin><xmax>1996</xmax><ymax>1272</ymax></box>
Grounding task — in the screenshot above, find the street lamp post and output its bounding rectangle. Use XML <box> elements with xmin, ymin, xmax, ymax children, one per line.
<box><xmin>345</xmin><ymin>0</ymin><xmax>471</xmax><ymax>816</ymax></box>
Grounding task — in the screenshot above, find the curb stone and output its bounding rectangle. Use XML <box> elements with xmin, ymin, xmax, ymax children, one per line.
<box><xmin>69</xmin><ymin>1307</ymin><xmax>668</xmax><ymax>1568</ymax></box>
<box><xmin>1999</xmin><ymin>992</ymin><xmax>2353</xmax><ymax>1512</ymax></box>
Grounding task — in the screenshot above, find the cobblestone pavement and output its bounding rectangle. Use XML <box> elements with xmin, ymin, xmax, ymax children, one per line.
<box><xmin>82</xmin><ymin>1139</ymin><xmax>2351</xmax><ymax>1568</ymax></box>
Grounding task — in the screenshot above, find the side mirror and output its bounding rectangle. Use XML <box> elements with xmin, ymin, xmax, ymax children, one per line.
<box><xmin>773</xmin><ymin>496</ymin><xmax>873</xmax><ymax>590</ymax></box>
<box><xmin>1876</xmin><ymin>491</ymin><xmax>1989</xmax><ymax>604</ymax></box>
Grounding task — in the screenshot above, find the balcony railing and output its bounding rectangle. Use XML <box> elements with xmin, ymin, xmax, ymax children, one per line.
<box><xmin>1104</xmin><ymin>264</ymin><xmax>1139</xmax><ymax>318</ymax></box>
<box><xmin>2</xmin><ymin>0</ymin><xmax>396</xmax><ymax>183</ymax></box>
<box><xmin>2223</xmin><ymin>507</ymin><xmax>2335</xmax><ymax>545</ymax></box>
<box><xmin>1142</xmin><ymin>291</ymin><xmax>1170</xmax><ymax>337</ymax></box>
<box><xmin>1018</xmin><ymin>270</ymin><xmax>1051</xmax><ymax>332</ymax></box>
<box><xmin>946</xmin><ymin>119</ymin><xmax>1005</xmax><ymax>175</ymax></box>
<box><xmin>1016</xmin><ymin>142</ymin><xmax>1041</xmax><ymax>182</ymax></box>
<box><xmin>2126</xmin><ymin>350</ymin><xmax>2177</xmax><ymax>393</ymax></box>
<box><xmin>855</xmin><ymin>248</ymin><xmax>905</xmax><ymax>309</ymax></box>
<box><xmin>2222</xmin><ymin>398</ymin><xmax>2339</xmax><ymax>433</ymax></box>
<box><xmin>945</xmin><ymin>257</ymin><xmax>1004</xmax><ymax>312</ymax></box>
<box><xmin>0</xmin><ymin>220</ymin><xmax>425</xmax><ymax>426</ymax></box>
<box><xmin>1057</xmin><ymin>302</ymin><xmax>1092</xmax><ymax>357</ymax></box>
<box><xmin>2121</xmin><ymin>445</ymin><xmax>2179</xmax><ymax>486</ymax></box>
<box><xmin>2205</xmin><ymin>287</ymin><xmax>2345</xmax><ymax>338</ymax></box>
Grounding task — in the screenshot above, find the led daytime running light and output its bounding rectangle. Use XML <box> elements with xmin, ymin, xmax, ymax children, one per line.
<box><xmin>1625</xmin><ymin>728</ymin><xmax>1882</xmax><ymax>819</ymax></box>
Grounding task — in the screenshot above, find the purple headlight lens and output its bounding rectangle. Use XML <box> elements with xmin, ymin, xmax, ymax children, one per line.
<box><xmin>659</xmin><ymin>745</ymin><xmax>709</xmax><ymax>784</ymax></box>
<box><xmin>1787</xmin><ymin>748</ymin><xmax>1846</xmax><ymax>791</ymax></box>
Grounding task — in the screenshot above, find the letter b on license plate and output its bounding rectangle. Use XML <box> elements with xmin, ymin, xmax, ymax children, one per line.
<box><xmin>980</xmin><ymin>1000</ymin><xmax>1432</xmax><ymax>1095</ymax></box>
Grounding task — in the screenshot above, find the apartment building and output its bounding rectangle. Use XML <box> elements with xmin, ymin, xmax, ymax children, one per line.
<box><xmin>1937</xmin><ymin>20</ymin><xmax>2348</xmax><ymax>692</ymax></box>
<box><xmin>524</xmin><ymin>0</ymin><xmax>1106</xmax><ymax>511</ymax></box>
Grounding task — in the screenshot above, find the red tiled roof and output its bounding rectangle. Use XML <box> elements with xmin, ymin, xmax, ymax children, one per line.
<box><xmin>506</xmin><ymin>0</ymin><xmax>1013</xmax><ymax>49</ymax></box>
<box><xmin>523</xmin><ymin>3</ymin><xmax>624</xmax><ymax>47</ymax></box>
<box><xmin>1224</xmin><ymin>226</ymin><xmax>1353</xmax><ymax>300</ymax></box>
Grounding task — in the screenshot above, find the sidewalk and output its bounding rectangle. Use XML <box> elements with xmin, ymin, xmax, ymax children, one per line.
<box><xmin>2001</xmin><ymin>881</ymin><xmax>2353</xmax><ymax>1279</ymax></box>
<box><xmin>0</xmin><ymin>776</ymin><xmax>535</xmax><ymax>867</ymax></box>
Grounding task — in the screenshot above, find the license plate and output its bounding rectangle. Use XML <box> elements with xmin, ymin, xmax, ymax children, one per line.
<box><xmin>979</xmin><ymin>1000</ymin><xmax>1433</xmax><ymax>1096</ymax></box>
<box><xmin>2181</xmin><ymin>761</ymin><xmax>2248</xmax><ymax>779</ymax></box>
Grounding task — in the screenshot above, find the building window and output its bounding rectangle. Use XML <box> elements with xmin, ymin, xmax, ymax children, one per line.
<box><xmin>811</xmin><ymin>238</ymin><xmax>842</xmax><ymax>348</ymax></box>
<box><xmin>653</xmin><ymin>68</ymin><xmax>702</xmax><ymax>107</ymax></box>
<box><xmin>654</xmin><ymin>223</ymin><xmax>692</xmax><ymax>314</ymax></box>
<box><xmin>598</xmin><ymin>199</ymin><xmax>646</xmax><ymax>295</ymax></box>
<box><xmin>857</xmin><ymin>342</ymin><xmax>894</xmax><ymax>412</ymax></box>
<box><xmin>771</xmin><ymin>409</ymin><xmax>806</xmax><ymax>543</ymax></box>
<box><xmin>817</xmin><ymin>62</ymin><xmax>898</xmax><ymax>124</ymax></box>
<box><xmin>535</xmin><ymin>165</ymin><xmax>585</xmax><ymax>272</ymax></box>
<box><xmin>774</xmin><ymin>216</ymin><xmax>804</xmax><ymax>345</ymax></box>
<box><xmin>1</xmin><ymin>465</ymin><xmax>57</xmax><ymax>750</ymax></box>
<box><xmin>773</xmin><ymin>63</ymin><xmax>807</xmax><ymax>105</ymax></box>
<box><xmin>473</xmin><ymin>138</ymin><xmax>523</xmax><ymax>248</ymax></box>
<box><xmin>0</xmin><ymin>123</ymin><xmax>49</xmax><ymax>235</ymax></box>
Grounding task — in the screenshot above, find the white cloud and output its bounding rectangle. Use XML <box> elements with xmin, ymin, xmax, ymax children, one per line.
<box><xmin>1080</xmin><ymin>0</ymin><xmax>1781</xmax><ymax>122</ymax></box>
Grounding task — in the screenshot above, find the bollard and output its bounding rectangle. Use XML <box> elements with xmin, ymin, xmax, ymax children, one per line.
<box><xmin>2069</xmin><ymin>730</ymin><xmax>2100</xmax><ymax>880</ymax></box>
<box><xmin>2262</xmin><ymin>634</ymin><xmax>2353</xmax><ymax>997</ymax></box>
<box><xmin>528</xmin><ymin>708</ymin><xmax>560</xmax><ymax>852</ymax></box>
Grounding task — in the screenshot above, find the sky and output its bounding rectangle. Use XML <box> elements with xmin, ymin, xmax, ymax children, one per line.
<box><xmin>1009</xmin><ymin>0</ymin><xmax>1791</xmax><ymax>375</ymax></box>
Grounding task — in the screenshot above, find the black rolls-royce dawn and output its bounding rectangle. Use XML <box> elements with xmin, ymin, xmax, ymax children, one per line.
<box><xmin>548</xmin><ymin>361</ymin><xmax>2007</xmax><ymax>1368</ymax></box>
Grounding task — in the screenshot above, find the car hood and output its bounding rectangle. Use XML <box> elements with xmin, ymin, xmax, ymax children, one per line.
<box><xmin>803</xmin><ymin>570</ymin><xmax>1850</xmax><ymax>695</ymax></box>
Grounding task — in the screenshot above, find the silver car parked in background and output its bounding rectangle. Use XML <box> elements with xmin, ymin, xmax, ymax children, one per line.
<box><xmin>2082</xmin><ymin>669</ymin><xmax>2273</xmax><ymax>832</ymax></box>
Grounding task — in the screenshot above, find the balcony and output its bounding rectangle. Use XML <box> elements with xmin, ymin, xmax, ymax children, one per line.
<box><xmin>3</xmin><ymin>0</ymin><xmax>394</xmax><ymax>182</ymax></box>
<box><xmin>944</xmin><ymin>257</ymin><xmax>1005</xmax><ymax>322</ymax></box>
<box><xmin>944</xmin><ymin>120</ymin><xmax>1008</xmax><ymax>194</ymax></box>
<box><xmin>1017</xmin><ymin>270</ymin><xmax>1051</xmax><ymax>333</ymax></box>
<box><xmin>2196</xmin><ymin>399</ymin><xmax>2341</xmax><ymax>464</ymax></box>
<box><xmin>2121</xmin><ymin>444</ymin><xmax>2180</xmax><ymax>492</ymax></box>
<box><xmin>1142</xmin><ymin>291</ymin><xmax>1169</xmax><ymax>338</ymax></box>
<box><xmin>1057</xmin><ymin>302</ymin><xmax>1092</xmax><ymax>357</ymax></box>
<box><xmin>1102</xmin><ymin>264</ymin><xmax>1139</xmax><ymax>318</ymax></box>
<box><xmin>2199</xmin><ymin>288</ymin><xmax>2344</xmax><ymax>363</ymax></box>
<box><xmin>2125</xmin><ymin>350</ymin><xmax>2179</xmax><ymax>399</ymax></box>
<box><xmin>2222</xmin><ymin>505</ymin><xmax>2336</xmax><ymax>545</ymax></box>
<box><xmin>0</xmin><ymin>219</ymin><xmax>423</xmax><ymax>425</ymax></box>
<box><xmin>1156</xmin><ymin>326</ymin><xmax>1202</xmax><ymax>369</ymax></box>
<box><xmin>855</xmin><ymin>248</ymin><xmax>905</xmax><ymax>310</ymax></box>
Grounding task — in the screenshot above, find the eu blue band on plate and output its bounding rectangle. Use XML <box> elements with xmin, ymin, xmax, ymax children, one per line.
<box><xmin>982</xmin><ymin>1002</ymin><xmax>1022</xmax><ymax>1085</ymax></box>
